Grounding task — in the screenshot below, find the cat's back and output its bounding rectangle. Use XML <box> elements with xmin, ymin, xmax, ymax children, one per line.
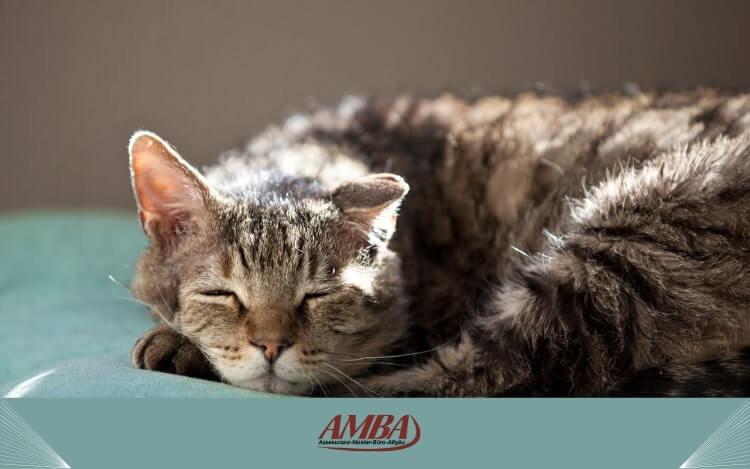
<box><xmin>326</xmin><ymin>90</ymin><xmax>750</xmax><ymax>251</ymax></box>
<box><xmin>326</xmin><ymin>90</ymin><xmax>750</xmax><ymax>342</ymax></box>
<box><xmin>203</xmin><ymin>90</ymin><xmax>750</xmax><ymax>344</ymax></box>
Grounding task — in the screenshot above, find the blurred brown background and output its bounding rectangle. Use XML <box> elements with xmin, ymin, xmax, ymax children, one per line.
<box><xmin>2</xmin><ymin>0</ymin><xmax>750</xmax><ymax>211</ymax></box>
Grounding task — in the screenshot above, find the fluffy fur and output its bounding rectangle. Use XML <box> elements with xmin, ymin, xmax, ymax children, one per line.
<box><xmin>129</xmin><ymin>89</ymin><xmax>750</xmax><ymax>396</ymax></box>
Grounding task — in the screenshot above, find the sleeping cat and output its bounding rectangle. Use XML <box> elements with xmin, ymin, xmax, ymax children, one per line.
<box><xmin>129</xmin><ymin>90</ymin><xmax>750</xmax><ymax>396</ymax></box>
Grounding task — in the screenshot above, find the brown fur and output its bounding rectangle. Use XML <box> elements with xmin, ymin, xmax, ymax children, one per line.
<box><xmin>129</xmin><ymin>89</ymin><xmax>750</xmax><ymax>396</ymax></box>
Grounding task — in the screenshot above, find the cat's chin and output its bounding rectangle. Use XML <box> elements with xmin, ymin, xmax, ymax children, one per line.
<box><xmin>230</xmin><ymin>374</ymin><xmax>310</xmax><ymax>395</ymax></box>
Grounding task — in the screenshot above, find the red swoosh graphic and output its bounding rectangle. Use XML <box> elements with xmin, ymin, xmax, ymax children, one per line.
<box><xmin>320</xmin><ymin>416</ymin><xmax>421</xmax><ymax>452</ymax></box>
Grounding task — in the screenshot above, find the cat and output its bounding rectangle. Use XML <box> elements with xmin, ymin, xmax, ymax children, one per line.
<box><xmin>129</xmin><ymin>89</ymin><xmax>750</xmax><ymax>396</ymax></box>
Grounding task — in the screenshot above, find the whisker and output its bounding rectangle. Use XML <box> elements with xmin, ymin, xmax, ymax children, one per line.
<box><xmin>311</xmin><ymin>375</ymin><xmax>328</xmax><ymax>397</ymax></box>
<box><xmin>148</xmin><ymin>267</ymin><xmax>180</xmax><ymax>331</ymax></box>
<box><xmin>329</xmin><ymin>358</ymin><xmax>408</xmax><ymax>368</ymax></box>
<box><xmin>108</xmin><ymin>274</ymin><xmax>130</xmax><ymax>291</ymax></box>
<box><xmin>149</xmin><ymin>308</ymin><xmax>178</xmax><ymax>332</ymax></box>
<box><xmin>113</xmin><ymin>296</ymin><xmax>155</xmax><ymax>309</ymax></box>
<box><xmin>320</xmin><ymin>370</ymin><xmax>356</xmax><ymax>397</ymax></box>
<box><xmin>337</xmin><ymin>336</ymin><xmax>461</xmax><ymax>362</ymax></box>
<box><xmin>318</xmin><ymin>350</ymin><xmax>421</xmax><ymax>365</ymax></box>
<box><xmin>318</xmin><ymin>349</ymin><xmax>370</xmax><ymax>358</ymax></box>
<box><xmin>305</xmin><ymin>377</ymin><xmax>316</xmax><ymax>397</ymax></box>
<box><xmin>110</xmin><ymin>272</ymin><xmax>178</xmax><ymax>332</ymax></box>
<box><xmin>323</xmin><ymin>363</ymin><xmax>380</xmax><ymax>397</ymax></box>
<box><xmin>106</xmin><ymin>274</ymin><xmax>156</xmax><ymax>338</ymax></box>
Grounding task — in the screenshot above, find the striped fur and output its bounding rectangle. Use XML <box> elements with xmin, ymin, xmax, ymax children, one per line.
<box><xmin>130</xmin><ymin>89</ymin><xmax>750</xmax><ymax>396</ymax></box>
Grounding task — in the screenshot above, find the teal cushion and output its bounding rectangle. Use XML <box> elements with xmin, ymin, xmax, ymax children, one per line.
<box><xmin>0</xmin><ymin>212</ymin><xmax>267</xmax><ymax>397</ymax></box>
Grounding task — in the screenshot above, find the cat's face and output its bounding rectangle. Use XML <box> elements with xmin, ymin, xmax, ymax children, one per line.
<box><xmin>128</xmin><ymin>131</ymin><xmax>409</xmax><ymax>394</ymax></box>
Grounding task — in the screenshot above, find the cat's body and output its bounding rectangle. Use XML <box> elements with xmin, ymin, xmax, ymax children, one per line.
<box><xmin>130</xmin><ymin>89</ymin><xmax>750</xmax><ymax>396</ymax></box>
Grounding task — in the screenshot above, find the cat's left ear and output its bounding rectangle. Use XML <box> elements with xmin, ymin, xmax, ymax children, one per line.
<box><xmin>129</xmin><ymin>130</ymin><xmax>215</xmax><ymax>247</ymax></box>
<box><xmin>333</xmin><ymin>173</ymin><xmax>409</xmax><ymax>248</ymax></box>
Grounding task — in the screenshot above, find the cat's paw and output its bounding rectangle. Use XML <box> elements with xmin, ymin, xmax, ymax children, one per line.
<box><xmin>131</xmin><ymin>325</ymin><xmax>217</xmax><ymax>381</ymax></box>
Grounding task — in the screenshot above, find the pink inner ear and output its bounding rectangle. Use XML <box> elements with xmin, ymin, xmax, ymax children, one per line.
<box><xmin>135</xmin><ymin>158</ymin><xmax>188</xmax><ymax>211</ymax></box>
<box><xmin>129</xmin><ymin>132</ymin><xmax>208</xmax><ymax>239</ymax></box>
<box><xmin>332</xmin><ymin>173</ymin><xmax>409</xmax><ymax>247</ymax></box>
<box><xmin>341</xmin><ymin>202</ymin><xmax>402</xmax><ymax>250</ymax></box>
<box><xmin>350</xmin><ymin>207</ymin><xmax>397</xmax><ymax>230</ymax></box>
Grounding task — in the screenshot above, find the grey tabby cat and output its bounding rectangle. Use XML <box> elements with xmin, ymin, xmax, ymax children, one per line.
<box><xmin>129</xmin><ymin>90</ymin><xmax>750</xmax><ymax>396</ymax></box>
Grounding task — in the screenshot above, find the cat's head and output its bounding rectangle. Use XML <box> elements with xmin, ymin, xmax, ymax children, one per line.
<box><xmin>128</xmin><ymin>130</ymin><xmax>409</xmax><ymax>394</ymax></box>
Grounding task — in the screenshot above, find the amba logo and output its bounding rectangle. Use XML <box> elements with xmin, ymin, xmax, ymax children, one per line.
<box><xmin>318</xmin><ymin>414</ymin><xmax>421</xmax><ymax>452</ymax></box>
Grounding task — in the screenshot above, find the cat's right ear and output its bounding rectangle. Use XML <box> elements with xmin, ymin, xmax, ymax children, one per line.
<box><xmin>129</xmin><ymin>130</ymin><xmax>213</xmax><ymax>247</ymax></box>
<box><xmin>333</xmin><ymin>173</ymin><xmax>409</xmax><ymax>249</ymax></box>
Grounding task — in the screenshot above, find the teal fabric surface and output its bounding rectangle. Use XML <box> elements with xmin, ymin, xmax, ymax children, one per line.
<box><xmin>0</xmin><ymin>212</ymin><xmax>267</xmax><ymax>397</ymax></box>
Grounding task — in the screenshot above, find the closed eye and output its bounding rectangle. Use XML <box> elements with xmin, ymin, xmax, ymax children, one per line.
<box><xmin>297</xmin><ymin>291</ymin><xmax>329</xmax><ymax>314</ymax></box>
<box><xmin>304</xmin><ymin>291</ymin><xmax>329</xmax><ymax>301</ymax></box>
<box><xmin>201</xmin><ymin>290</ymin><xmax>236</xmax><ymax>297</ymax></box>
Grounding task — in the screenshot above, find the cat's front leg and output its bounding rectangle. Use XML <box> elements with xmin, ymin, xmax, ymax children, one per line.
<box><xmin>358</xmin><ymin>332</ymin><xmax>521</xmax><ymax>397</ymax></box>
<box><xmin>359</xmin><ymin>361</ymin><xmax>458</xmax><ymax>397</ymax></box>
<box><xmin>132</xmin><ymin>324</ymin><xmax>218</xmax><ymax>381</ymax></box>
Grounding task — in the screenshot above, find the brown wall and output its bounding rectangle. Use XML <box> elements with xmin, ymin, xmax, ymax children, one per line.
<box><xmin>2</xmin><ymin>0</ymin><xmax>750</xmax><ymax>211</ymax></box>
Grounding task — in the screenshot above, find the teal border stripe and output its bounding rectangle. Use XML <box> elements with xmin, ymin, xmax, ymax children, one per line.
<box><xmin>2</xmin><ymin>399</ymin><xmax>744</xmax><ymax>469</ymax></box>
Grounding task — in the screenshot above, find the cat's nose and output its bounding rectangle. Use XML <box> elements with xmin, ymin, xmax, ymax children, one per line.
<box><xmin>250</xmin><ymin>338</ymin><xmax>292</xmax><ymax>363</ymax></box>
